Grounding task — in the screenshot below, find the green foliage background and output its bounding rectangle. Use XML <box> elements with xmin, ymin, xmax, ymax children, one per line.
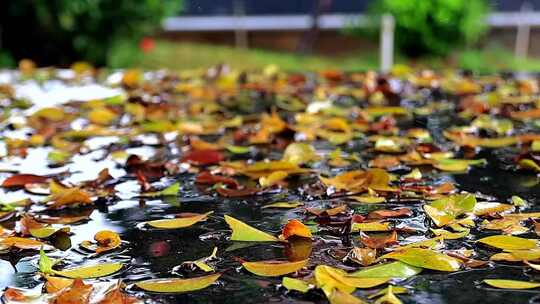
<box><xmin>368</xmin><ymin>0</ymin><xmax>490</xmax><ymax>57</ymax></box>
<box><xmin>0</xmin><ymin>0</ymin><xmax>181</xmax><ymax>66</ymax></box>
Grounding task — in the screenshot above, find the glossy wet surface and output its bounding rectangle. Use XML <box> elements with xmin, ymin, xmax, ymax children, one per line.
<box><xmin>1</xmin><ymin>68</ymin><xmax>540</xmax><ymax>303</ymax></box>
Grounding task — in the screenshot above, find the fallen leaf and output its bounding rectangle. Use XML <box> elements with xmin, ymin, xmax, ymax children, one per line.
<box><xmin>54</xmin><ymin>263</ymin><xmax>123</xmax><ymax>279</ymax></box>
<box><xmin>477</xmin><ymin>235</ymin><xmax>538</xmax><ymax>250</ymax></box>
<box><xmin>280</xmin><ymin>219</ymin><xmax>312</xmax><ymax>240</ymax></box>
<box><xmin>146</xmin><ymin>212</ymin><xmax>213</xmax><ymax>229</ymax></box>
<box><xmin>135</xmin><ymin>273</ymin><xmax>221</xmax><ymax>293</ymax></box>
<box><xmin>483</xmin><ymin>279</ymin><xmax>540</xmax><ymax>289</ymax></box>
<box><xmin>242</xmin><ymin>259</ymin><xmax>308</xmax><ymax>277</ymax></box>
<box><xmin>380</xmin><ymin>248</ymin><xmax>461</xmax><ymax>272</ymax></box>
<box><xmin>350</xmin><ymin>261</ymin><xmax>422</xmax><ymax>279</ymax></box>
<box><xmin>224</xmin><ymin>215</ymin><xmax>279</xmax><ymax>242</ymax></box>
<box><xmin>1</xmin><ymin>174</ymin><xmax>49</xmax><ymax>188</ymax></box>
<box><xmin>53</xmin><ymin>279</ymin><xmax>93</xmax><ymax>304</ymax></box>
<box><xmin>282</xmin><ymin>277</ymin><xmax>312</xmax><ymax>293</ymax></box>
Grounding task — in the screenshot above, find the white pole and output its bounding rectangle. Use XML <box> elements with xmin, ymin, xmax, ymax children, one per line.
<box><xmin>515</xmin><ymin>2</ymin><xmax>532</xmax><ymax>58</ymax></box>
<box><xmin>380</xmin><ymin>14</ymin><xmax>395</xmax><ymax>73</ymax></box>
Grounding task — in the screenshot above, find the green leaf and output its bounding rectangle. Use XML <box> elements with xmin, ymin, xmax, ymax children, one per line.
<box><xmin>484</xmin><ymin>279</ymin><xmax>540</xmax><ymax>289</ymax></box>
<box><xmin>140</xmin><ymin>182</ymin><xmax>180</xmax><ymax>197</ymax></box>
<box><xmin>511</xmin><ymin>195</ymin><xmax>527</xmax><ymax>207</ymax></box>
<box><xmin>424</xmin><ymin>194</ymin><xmax>476</xmax><ymax>227</ymax></box>
<box><xmin>350</xmin><ymin>261</ymin><xmax>422</xmax><ymax>279</ymax></box>
<box><xmin>225</xmin><ymin>145</ymin><xmax>251</xmax><ymax>154</ymax></box>
<box><xmin>477</xmin><ymin>235</ymin><xmax>538</xmax><ymax>250</ymax></box>
<box><xmin>135</xmin><ymin>273</ymin><xmax>221</xmax><ymax>293</ymax></box>
<box><xmin>224</xmin><ymin>215</ymin><xmax>279</xmax><ymax>242</ymax></box>
<box><xmin>380</xmin><ymin>248</ymin><xmax>461</xmax><ymax>272</ymax></box>
<box><xmin>146</xmin><ymin>211</ymin><xmax>212</xmax><ymax>229</ymax></box>
<box><xmin>54</xmin><ymin>262</ymin><xmax>123</xmax><ymax>278</ymax></box>
<box><xmin>282</xmin><ymin>277</ymin><xmax>312</xmax><ymax>293</ymax></box>
<box><xmin>39</xmin><ymin>248</ymin><xmax>54</xmax><ymax>274</ymax></box>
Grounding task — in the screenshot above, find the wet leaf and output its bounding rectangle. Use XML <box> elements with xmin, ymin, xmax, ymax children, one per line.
<box><xmin>351</xmin><ymin>261</ymin><xmax>422</xmax><ymax>279</ymax></box>
<box><xmin>282</xmin><ymin>277</ymin><xmax>312</xmax><ymax>293</ymax></box>
<box><xmin>380</xmin><ymin>248</ymin><xmax>461</xmax><ymax>272</ymax></box>
<box><xmin>282</xmin><ymin>142</ymin><xmax>318</xmax><ymax>165</ymax></box>
<box><xmin>242</xmin><ymin>259</ymin><xmax>308</xmax><ymax>277</ymax></box>
<box><xmin>1</xmin><ymin>174</ymin><xmax>49</xmax><ymax>188</ymax></box>
<box><xmin>262</xmin><ymin>201</ymin><xmax>303</xmax><ymax>209</ymax></box>
<box><xmin>181</xmin><ymin>149</ymin><xmax>224</xmax><ymax>166</ymax></box>
<box><xmin>483</xmin><ymin>279</ymin><xmax>540</xmax><ymax>289</ymax></box>
<box><xmin>54</xmin><ymin>262</ymin><xmax>123</xmax><ymax>279</ymax></box>
<box><xmin>224</xmin><ymin>215</ymin><xmax>279</xmax><ymax>242</ymax></box>
<box><xmin>424</xmin><ymin>194</ymin><xmax>476</xmax><ymax>227</ymax></box>
<box><xmin>135</xmin><ymin>273</ymin><xmax>221</xmax><ymax>293</ymax></box>
<box><xmin>328</xmin><ymin>289</ymin><xmax>367</xmax><ymax>304</ymax></box>
<box><xmin>140</xmin><ymin>182</ymin><xmax>180</xmax><ymax>197</ymax></box>
<box><xmin>280</xmin><ymin>219</ymin><xmax>312</xmax><ymax>240</ymax></box>
<box><xmin>373</xmin><ymin>285</ymin><xmax>402</xmax><ymax>304</ymax></box>
<box><xmin>81</xmin><ymin>230</ymin><xmax>121</xmax><ymax>253</ymax></box>
<box><xmin>53</xmin><ymin>279</ymin><xmax>93</xmax><ymax>304</ymax></box>
<box><xmin>146</xmin><ymin>211</ymin><xmax>213</xmax><ymax>229</ymax></box>
<box><xmin>477</xmin><ymin>235</ymin><xmax>538</xmax><ymax>250</ymax></box>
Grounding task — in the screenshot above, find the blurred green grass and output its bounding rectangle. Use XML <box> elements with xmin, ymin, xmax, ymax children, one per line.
<box><xmin>119</xmin><ymin>40</ymin><xmax>540</xmax><ymax>72</ymax></box>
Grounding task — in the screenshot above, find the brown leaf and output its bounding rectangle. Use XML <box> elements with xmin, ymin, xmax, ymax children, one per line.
<box><xmin>360</xmin><ymin>231</ymin><xmax>398</xmax><ymax>249</ymax></box>
<box><xmin>368</xmin><ymin>208</ymin><xmax>412</xmax><ymax>219</ymax></box>
<box><xmin>181</xmin><ymin>149</ymin><xmax>224</xmax><ymax>166</ymax></box>
<box><xmin>2</xmin><ymin>174</ymin><xmax>49</xmax><ymax>188</ymax></box>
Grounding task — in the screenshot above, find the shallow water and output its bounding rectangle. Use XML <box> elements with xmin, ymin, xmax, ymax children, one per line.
<box><xmin>1</xmin><ymin>70</ymin><xmax>540</xmax><ymax>303</ymax></box>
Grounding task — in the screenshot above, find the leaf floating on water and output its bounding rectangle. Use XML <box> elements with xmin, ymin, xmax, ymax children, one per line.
<box><xmin>54</xmin><ymin>262</ymin><xmax>123</xmax><ymax>279</ymax></box>
<box><xmin>483</xmin><ymin>279</ymin><xmax>540</xmax><ymax>289</ymax></box>
<box><xmin>135</xmin><ymin>273</ymin><xmax>221</xmax><ymax>293</ymax></box>
<box><xmin>262</xmin><ymin>201</ymin><xmax>304</xmax><ymax>209</ymax></box>
<box><xmin>373</xmin><ymin>285</ymin><xmax>403</xmax><ymax>304</ymax></box>
<box><xmin>224</xmin><ymin>215</ymin><xmax>279</xmax><ymax>242</ymax></box>
<box><xmin>351</xmin><ymin>261</ymin><xmax>422</xmax><ymax>279</ymax></box>
<box><xmin>140</xmin><ymin>182</ymin><xmax>180</xmax><ymax>197</ymax></box>
<box><xmin>81</xmin><ymin>230</ymin><xmax>122</xmax><ymax>253</ymax></box>
<box><xmin>424</xmin><ymin>194</ymin><xmax>476</xmax><ymax>227</ymax></box>
<box><xmin>242</xmin><ymin>259</ymin><xmax>308</xmax><ymax>277</ymax></box>
<box><xmin>53</xmin><ymin>279</ymin><xmax>93</xmax><ymax>304</ymax></box>
<box><xmin>1</xmin><ymin>174</ymin><xmax>49</xmax><ymax>188</ymax></box>
<box><xmin>477</xmin><ymin>235</ymin><xmax>538</xmax><ymax>250</ymax></box>
<box><xmin>146</xmin><ymin>211</ymin><xmax>213</xmax><ymax>229</ymax></box>
<box><xmin>280</xmin><ymin>219</ymin><xmax>312</xmax><ymax>240</ymax></box>
<box><xmin>328</xmin><ymin>289</ymin><xmax>368</xmax><ymax>304</ymax></box>
<box><xmin>1</xmin><ymin>236</ymin><xmax>50</xmax><ymax>250</ymax></box>
<box><xmin>380</xmin><ymin>248</ymin><xmax>461</xmax><ymax>272</ymax></box>
<box><xmin>282</xmin><ymin>142</ymin><xmax>319</xmax><ymax>165</ymax></box>
<box><xmin>282</xmin><ymin>277</ymin><xmax>312</xmax><ymax>293</ymax></box>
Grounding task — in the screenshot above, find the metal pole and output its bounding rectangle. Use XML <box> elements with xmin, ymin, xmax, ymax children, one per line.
<box><xmin>233</xmin><ymin>0</ymin><xmax>248</xmax><ymax>49</ymax></box>
<box><xmin>380</xmin><ymin>14</ymin><xmax>395</xmax><ymax>73</ymax></box>
<box><xmin>515</xmin><ymin>2</ymin><xmax>532</xmax><ymax>58</ymax></box>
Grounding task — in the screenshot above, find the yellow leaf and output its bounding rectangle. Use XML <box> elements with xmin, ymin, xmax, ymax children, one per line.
<box><xmin>146</xmin><ymin>212</ymin><xmax>213</xmax><ymax>229</ymax></box>
<box><xmin>328</xmin><ymin>289</ymin><xmax>368</xmax><ymax>304</ymax></box>
<box><xmin>224</xmin><ymin>215</ymin><xmax>279</xmax><ymax>242</ymax></box>
<box><xmin>351</xmin><ymin>222</ymin><xmax>391</xmax><ymax>232</ymax></box>
<box><xmin>242</xmin><ymin>259</ymin><xmax>308</xmax><ymax>277</ymax></box>
<box><xmin>136</xmin><ymin>273</ymin><xmax>221</xmax><ymax>293</ymax></box>
<box><xmin>477</xmin><ymin>235</ymin><xmax>538</xmax><ymax>250</ymax></box>
<box><xmin>282</xmin><ymin>277</ymin><xmax>312</xmax><ymax>293</ymax></box>
<box><xmin>380</xmin><ymin>248</ymin><xmax>461</xmax><ymax>272</ymax></box>
<box><xmin>54</xmin><ymin>262</ymin><xmax>122</xmax><ymax>278</ymax></box>
<box><xmin>484</xmin><ymin>279</ymin><xmax>540</xmax><ymax>289</ymax></box>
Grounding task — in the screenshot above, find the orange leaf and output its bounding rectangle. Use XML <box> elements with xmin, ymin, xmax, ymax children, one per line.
<box><xmin>281</xmin><ymin>219</ymin><xmax>312</xmax><ymax>240</ymax></box>
<box><xmin>53</xmin><ymin>279</ymin><xmax>93</xmax><ymax>304</ymax></box>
